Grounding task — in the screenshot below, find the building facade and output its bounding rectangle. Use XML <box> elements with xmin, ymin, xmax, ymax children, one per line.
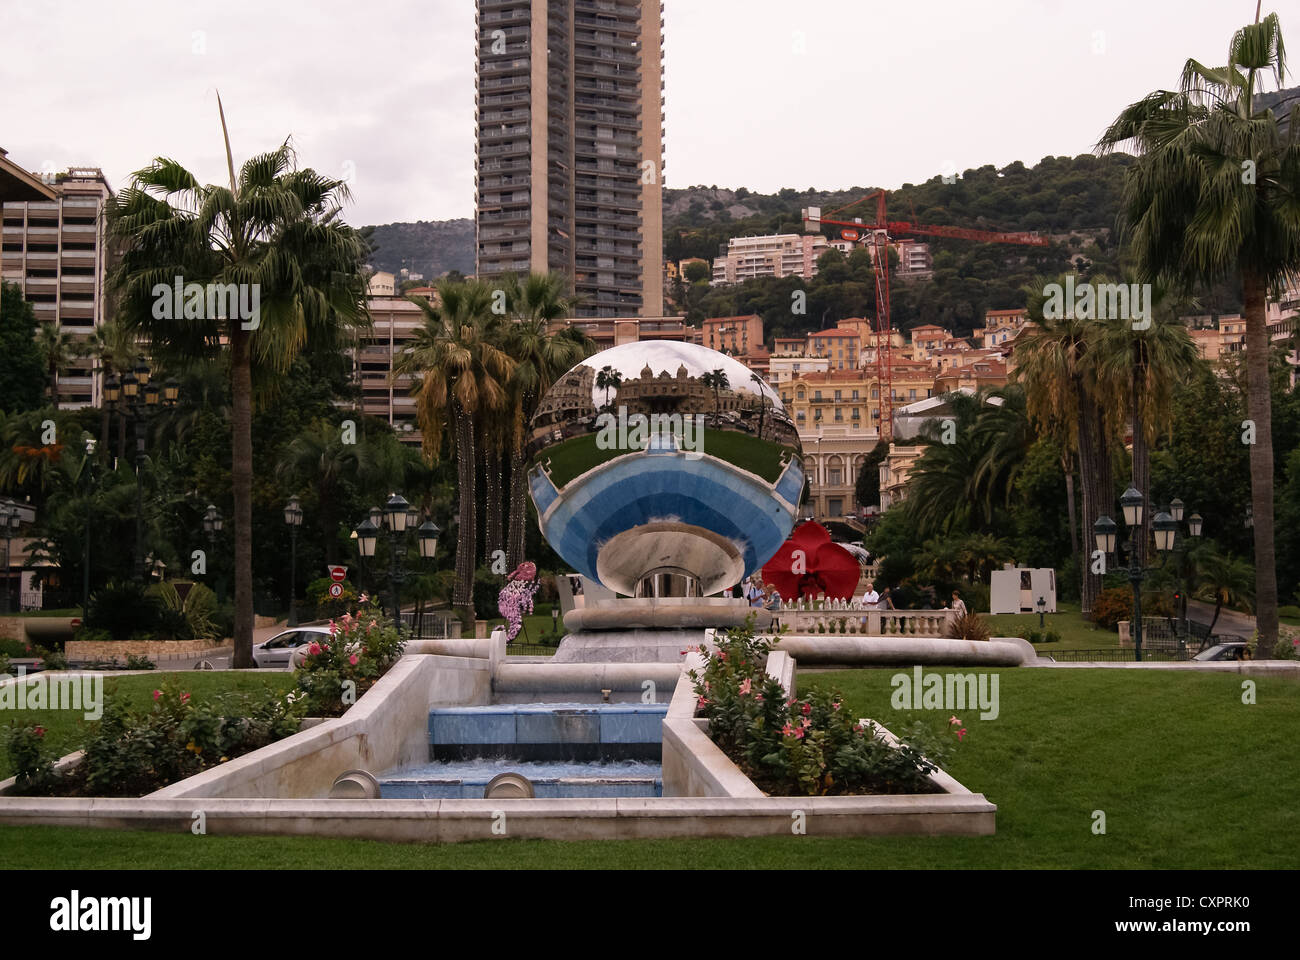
<box><xmin>711</xmin><ymin>232</ymin><xmax>831</xmax><ymax>285</ymax></box>
<box><xmin>474</xmin><ymin>0</ymin><xmax>665</xmax><ymax>318</ymax></box>
<box><xmin>1</xmin><ymin>165</ymin><xmax>113</xmax><ymax>409</ymax></box>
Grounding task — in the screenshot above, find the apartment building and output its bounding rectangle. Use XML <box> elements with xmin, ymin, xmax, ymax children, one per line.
<box><xmin>1</xmin><ymin>162</ymin><xmax>113</xmax><ymax>409</ymax></box>
<box><xmin>547</xmin><ymin>314</ymin><xmax>692</xmax><ymax>350</ymax></box>
<box><xmin>974</xmin><ymin>308</ymin><xmax>1028</xmax><ymax>348</ymax></box>
<box><xmin>778</xmin><ymin>369</ymin><xmax>879</xmax><ymax>519</ymax></box>
<box><xmin>711</xmin><ymin>232</ymin><xmax>831</xmax><ymax>285</ymax></box>
<box><xmin>807</xmin><ymin>327</ymin><xmax>860</xmax><ymax>370</ymax></box>
<box><xmin>352</xmin><ymin>276</ymin><xmax>437</xmax><ymax>442</ymax></box>
<box><xmin>474</xmin><ymin>0</ymin><xmax>665</xmax><ymax>319</ymax></box>
<box><xmin>767</xmin><ymin>353</ymin><xmax>829</xmax><ymax>385</ymax></box>
<box><xmin>703</xmin><ymin>314</ymin><xmax>761</xmax><ymax>355</ymax></box>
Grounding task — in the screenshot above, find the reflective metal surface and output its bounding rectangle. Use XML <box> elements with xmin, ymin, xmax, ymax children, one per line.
<box><xmin>527</xmin><ymin>342</ymin><xmax>804</xmax><ymax>595</ymax></box>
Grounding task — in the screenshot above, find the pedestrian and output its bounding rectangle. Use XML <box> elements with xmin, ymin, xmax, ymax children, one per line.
<box><xmin>764</xmin><ymin>587</ymin><xmax>782</xmax><ymax>611</ymax></box>
<box><xmin>880</xmin><ymin>587</ymin><xmax>895</xmax><ymax>610</ymax></box>
<box><xmin>745</xmin><ymin>577</ymin><xmax>765</xmax><ymax>608</ymax></box>
<box><xmin>951</xmin><ymin>590</ymin><xmax>968</xmax><ymax>618</ymax></box>
<box><xmin>861</xmin><ymin>580</ymin><xmax>881</xmax><ymax>610</ymax></box>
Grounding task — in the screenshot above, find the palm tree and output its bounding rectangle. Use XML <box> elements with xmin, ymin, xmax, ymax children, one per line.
<box><xmin>105</xmin><ymin>115</ymin><xmax>368</xmax><ymax>668</ymax></box>
<box><xmin>1093</xmin><ymin>283</ymin><xmax>1203</xmax><ymax>566</ymax></box>
<box><xmin>1097</xmin><ymin>11</ymin><xmax>1300</xmax><ymax>656</ymax></box>
<box><xmin>595</xmin><ymin>365</ymin><xmax>621</xmax><ymax>409</ymax></box>
<box><xmin>702</xmin><ymin>368</ymin><xmax>729</xmax><ymax>415</ymax></box>
<box><xmin>36</xmin><ymin>321</ymin><xmax>80</xmax><ymax>405</ymax></box>
<box><xmin>85</xmin><ymin>319</ymin><xmax>137</xmax><ymax>456</ymax></box>
<box><xmin>1012</xmin><ymin>280</ymin><xmax>1114</xmax><ymax>618</ymax></box>
<box><xmin>749</xmin><ymin>371</ymin><xmax>768</xmax><ymax>439</ymax></box>
<box><xmin>956</xmin><ymin>532</ymin><xmax>1013</xmax><ymax>583</ymax></box>
<box><xmin>1195</xmin><ymin>547</ymin><xmax>1256</xmax><ymax>641</ymax></box>
<box><xmin>277</xmin><ymin>419</ymin><xmax>361</xmax><ymax>563</ymax></box>
<box><xmin>394</xmin><ymin>278</ymin><xmax>514</xmax><ymax>621</ymax></box>
<box><xmin>501</xmin><ymin>275</ymin><xmax>591</xmax><ymax>567</ymax></box>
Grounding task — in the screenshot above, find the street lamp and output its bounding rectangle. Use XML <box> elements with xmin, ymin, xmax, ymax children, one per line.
<box><xmin>108</xmin><ymin>359</ymin><xmax>178</xmax><ymax>580</ymax></box>
<box><xmin>1035</xmin><ymin>595</ymin><xmax>1046</xmax><ymax>629</ymax></box>
<box><xmin>1095</xmin><ymin>489</ymin><xmax>1192</xmax><ymax>662</ymax></box>
<box><xmin>285</xmin><ymin>496</ymin><xmax>304</xmax><ymax>626</ymax></box>
<box><xmin>82</xmin><ymin>437</ymin><xmax>96</xmax><ymax>613</ymax></box>
<box><xmin>0</xmin><ymin>502</ymin><xmax>19</xmax><ymax>614</ymax></box>
<box><xmin>354</xmin><ymin>495</ymin><xmax>437</xmax><ymax>627</ymax></box>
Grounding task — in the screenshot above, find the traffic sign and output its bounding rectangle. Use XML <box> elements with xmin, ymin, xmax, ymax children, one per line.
<box><xmin>328</xmin><ymin>565</ymin><xmax>348</xmax><ymax>583</ymax></box>
<box><xmin>328</xmin><ymin>583</ymin><xmax>344</xmax><ymax>599</ymax></box>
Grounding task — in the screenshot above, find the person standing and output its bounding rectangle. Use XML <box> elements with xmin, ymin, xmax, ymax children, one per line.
<box><xmin>880</xmin><ymin>587</ymin><xmax>895</xmax><ymax>610</ymax></box>
<box><xmin>951</xmin><ymin>590</ymin><xmax>968</xmax><ymax>618</ymax></box>
<box><xmin>745</xmin><ymin>578</ymin><xmax>766</xmax><ymax>608</ymax></box>
<box><xmin>861</xmin><ymin>581</ymin><xmax>881</xmax><ymax>610</ymax></box>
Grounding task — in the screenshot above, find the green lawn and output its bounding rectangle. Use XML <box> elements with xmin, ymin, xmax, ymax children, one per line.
<box><xmin>983</xmin><ymin>602</ymin><xmax>1123</xmax><ymax>651</ymax></box>
<box><xmin>2</xmin><ymin>667</ymin><xmax>1296</xmax><ymax>868</ymax></box>
<box><xmin>539</xmin><ymin>427</ymin><xmax>792</xmax><ymax>489</ymax></box>
<box><xmin>0</xmin><ymin>672</ymin><xmax>297</xmax><ymax>780</ymax></box>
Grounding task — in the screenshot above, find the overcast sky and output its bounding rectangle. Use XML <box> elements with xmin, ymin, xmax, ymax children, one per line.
<box><xmin>0</xmin><ymin>1</ymin><xmax>1282</xmax><ymax>226</ymax></box>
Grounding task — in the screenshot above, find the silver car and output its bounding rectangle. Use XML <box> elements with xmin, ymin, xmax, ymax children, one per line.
<box><xmin>252</xmin><ymin>626</ymin><xmax>333</xmax><ymax>669</ymax></box>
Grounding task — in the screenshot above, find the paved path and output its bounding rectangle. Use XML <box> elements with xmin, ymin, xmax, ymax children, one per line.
<box><xmin>1186</xmin><ymin>599</ymin><xmax>1256</xmax><ymax>638</ymax></box>
<box><xmin>155</xmin><ymin>623</ymin><xmax>288</xmax><ymax>671</ymax></box>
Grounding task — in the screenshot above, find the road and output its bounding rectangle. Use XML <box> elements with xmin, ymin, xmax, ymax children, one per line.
<box><xmin>154</xmin><ymin>623</ymin><xmax>289</xmax><ymax>671</ymax></box>
<box><xmin>1185</xmin><ymin>599</ymin><xmax>1255</xmax><ymax>639</ymax></box>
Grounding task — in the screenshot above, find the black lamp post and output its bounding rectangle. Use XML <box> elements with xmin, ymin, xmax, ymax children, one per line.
<box><xmin>285</xmin><ymin>496</ymin><xmax>304</xmax><ymax>626</ymax></box>
<box><xmin>1094</xmin><ymin>485</ymin><xmax>1187</xmax><ymax>662</ymax></box>
<box><xmin>0</xmin><ymin>501</ymin><xmax>20</xmax><ymax>615</ymax></box>
<box><xmin>353</xmin><ymin>494</ymin><xmax>439</xmax><ymax>627</ymax></box>
<box><xmin>203</xmin><ymin>503</ymin><xmax>224</xmax><ymax>601</ymax></box>
<box><xmin>110</xmin><ymin>359</ymin><xmax>178</xmax><ymax>581</ymax></box>
<box><xmin>82</xmin><ymin>437</ymin><xmax>96</xmax><ymax>613</ymax></box>
<box><xmin>1035</xmin><ymin>595</ymin><xmax>1046</xmax><ymax>629</ymax></box>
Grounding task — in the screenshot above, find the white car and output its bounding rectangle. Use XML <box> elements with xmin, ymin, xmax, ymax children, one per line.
<box><xmin>252</xmin><ymin>626</ymin><xmax>333</xmax><ymax>669</ymax></box>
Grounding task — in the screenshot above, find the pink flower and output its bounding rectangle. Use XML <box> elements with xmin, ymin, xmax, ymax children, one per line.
<box><xmin>308</xmin><ymin>643</ymin><xmax>322</xmax><ymax>656</ymax></box>
<box><xmin>328</xmin><ymin>620</ymin><xmax>339</xmax><ymax>638</ymax></box>
<box><xmin>697</xmin><ymin>695</ymin><xmax>708</xmax><ymax>709</ymax></box>
<box><xmin>956</xmin><ymin>727</ymin><xmax>967</xmax><ymax>741</ymax></box>
<box><xmin>832</xmin><ymin>701</ymin><xmax>841</xmax><ymax>711</ymax></box>
<box><xmin>152</xmin><ymin>689</ymin><xmax>161</xmax><ymax>701</ymax></box>
<box><xmin>33</xmin><ymin>726</ymin><xmax>45</xmax><ymax>738</ymax></box>
<box><xmin>755</xmin><ymin>693</ymin><xmax>764</xmax><ymax>702</ymax></box>
<box><xmin>800</xmin><ymin>716</ymin><xmax>811</xmax><ymax>728</ymax></box>
<box><xmin>349</xmin><ymin>654</ymin><xmax>359</xmax><ymax>666</ymax></box>
<box><xmin>180</xmin><ymin>692</ymin><xmax>191</xmax><ymax>703</ymax></box>
<box><xmin>716</xmin><ymin>651</ymin><xmax>726</xmax><ymax>661</ymax></box>
<box><xmin>367</xmin><ymin>620</ymin><xmax>376</xmax><ymax>633</ymax></box>
<box><xmin>359</xmin><ymin>592</ymin><xmax>369</xmax><ymax>604</ymax></box>
<box><xmin>782</xmin><ymin>722</ymin><xmax>795</xmax><ymax>737</ymax></box>
<box><xmin>703</xmin><ymin>680</ymin><xmax>710</xmax><ymax>692</ymax></box>
<box><xmin>794</xmin><ymin>726</ymin><xmax>805</xmax><ymax>739</ymax></box>
<box><xmin>739</xmin><ymin>678</ymin><xmax>752</xmax><ymax>696</ymax></box>
<box><xmin>801</xmin><ymin>702</ymin><xmax>812</xmax><ymax>717</ymax></box>
<box><xmin>948</xmin><ymin>716</ymin><xmax>960</xmax><ymax>727</ymax></box>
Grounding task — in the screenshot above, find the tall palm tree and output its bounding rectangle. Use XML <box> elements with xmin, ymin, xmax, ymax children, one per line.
<box><xmin>1097</xmin><ymin>11</ymin><xmax>1300</xmax><ymax>656</ymax></box>
<box><xmin>500</xmin><ymin>276</ymin><xmax>591</xmax><ymax>567</ymax></box>
<box><xmin>86</xmin><ymin>318</ymin><xmax>137</xmax><ymax>455</ymax></box>
<box><xmin>1012</xmin><ymin>280</ymin><xmax>1114</xmax><ymax>618</ymax></box>
<box><xmin>1093</xmin><ymin>283</ymin><xmax>1203</xmax><ymax>566</ymax></box>
<box><xmin>36</xmin><ymin>321</ymin><xmax>80</xmax><ymax>405</ymax></box>
<box><xmin>595</xmin><ymin>365</ymin><xmax>621</xmax><ymax>409</ymax></box>
<box><xmin>394</xmin><ymin>278</ymin><xmax>514</xmax><ymax>620</ymax></box>
<box><xmin>105</xmin><ymin>113</ymin><xmax>368</xmax><ymax>668</ymax></box>
<box><xmin>277</xmin><ymin>419</ymin><xmax>361</xmax><ymax>564</ymax></box>
<box><xmin>702</xmin><ymin>368</ymin><xmax>729</xmax><ymax>415</ymax></box>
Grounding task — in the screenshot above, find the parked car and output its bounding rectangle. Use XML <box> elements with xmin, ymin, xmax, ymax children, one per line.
<box><xmin>1193</xmin><ymin>641</ymin><xmax>1249</xmax><ymax>662</ymax></box>
<box><xmin>252</xmin><ymin>626</ymin><xmax>332</xmax><ymax>669</ymax></box>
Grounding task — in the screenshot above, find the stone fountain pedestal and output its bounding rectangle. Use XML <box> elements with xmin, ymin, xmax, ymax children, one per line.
<box><xmin>552</xmin><ymin>598</ymin><xmax>770</xmax><ymax>664</ymax></box>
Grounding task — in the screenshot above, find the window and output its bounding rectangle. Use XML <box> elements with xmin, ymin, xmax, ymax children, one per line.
<box><xmin>834</xmin><ymin>390</ymin><xmax>841</xmax><ymax>400</ymax></box>
<box><xmin>813</xmin><ymin>391</ymin><xmax>822</xmax><ymax>401</ymax></box>
<box><xmin>829</xmin><ymin>469</ymin><xmax>842</xmax><ymax>485</ymax></box>
<box><xmin>909</xmin><ymin>389</ymin><xmax>917</xmax><ymax>399</ymax></box>
<box><xmin>852</xmin><ymin>408</ymin><xmax>860</xmax><ymax>419</ymax></box>
<box><xmin>851</xmin><ymin>389</ymin><xmax>859</xmax><ymax>399</ymax></box>
<box><xmin>834</xmin><ymin>409</ymin><xmax>842</xmax><ymax>421</ymax></box>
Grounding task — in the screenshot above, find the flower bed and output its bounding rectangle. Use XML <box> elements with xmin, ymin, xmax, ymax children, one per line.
<box><xmin>2</xmin><ymin>682</ymin><xmax>302</xmax><ymax>798</ymax></box>
<box><xmin>292</xmin><ymin>599</ymin><xmax>406</xmax><ymax>717</ymax></box>
<box><xmin>690</xmin><ymin>621</ymin><xmax>961</xmax><ymax>796</ymax></box>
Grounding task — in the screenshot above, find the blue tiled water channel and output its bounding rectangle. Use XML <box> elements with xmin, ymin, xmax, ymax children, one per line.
<box><xmin>376</xmin><ymin>702</ymin><xmax>669</xmax><ymax>800</ymax></box>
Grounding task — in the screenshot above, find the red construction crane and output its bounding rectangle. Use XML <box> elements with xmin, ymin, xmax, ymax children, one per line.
<box><xmin>801</xmin><ymin>190</ymin><xmax>1048</xmax><ymax>441</ymax></box>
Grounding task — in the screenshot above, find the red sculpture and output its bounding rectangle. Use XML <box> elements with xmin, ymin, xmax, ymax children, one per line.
<box><xmin>760</xmin><ymin>521</ymin><xmax>861</xmax><ymax>600</ymax></box>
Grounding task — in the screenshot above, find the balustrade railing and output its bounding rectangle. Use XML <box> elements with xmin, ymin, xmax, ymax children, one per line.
<box><xmin>770</xmin><ymin>600</ymin><xmax>954</xmax><ymax>638</ymax></box>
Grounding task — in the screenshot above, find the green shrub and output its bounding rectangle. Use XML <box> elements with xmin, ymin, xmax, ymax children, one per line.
<box><xmin>148</xmin><ymin>582</ymin><xmax>219</xmax><ymax>641</ymax></box>
<box><xmin>306</xmin><ymin>577</ymin><xmax>356</xmax><ymax>621</ymax></box>
<box><xmin>85</xmin><ymin>580</ymin><xmax>160</xmax><ymax>642</ymax></box>
<box><xmin>1044</xmin><ymin>629</ymin><xmax>1062</xmax><ymax>644</ymax></box>
<box><xmin>2</xmin><ymin>724</ymin><xmax>55</xmax><ymax>795</ymax></box>
<box><xmin>76</xmin><ymin>682</ymin><xmax>304</xmax><ymax>798</ymax></box>
<box><xmin>35</xmin><ymin>645</ymin><xmax>67</xmax><ymax>671</ymax></box>
<box><xmin>71</xmin><ymin>627</ymin><xmax>112</xmax><ymax>644</ymax></box>
<box><xmin>1026</xmin><ymin>629</ymin><xmax>1044</xmax><ymax>644</ymax></box>
<box><xmin>0</xmin><ymin>652</ymin><xmax>10</xmax><ymax>676</ymax></box>
<box><xmin>212</xmin><ymin>600</ymin><xmax>235</xmax><ymax>639</ymax></box>
<box><xmin>690</xmin><ymin>619</ymin><xmax>957</xmax><ymax>796</ymax></box>
<box><xmin>1093</xmin><ymin>586</ymin><xmax>1174</xmax><ymax>631</ymax></box>
<box><xmin>0</xmin><ymin>634</ymin><xmax>25</xmax><ymax>657</ymax></box>
<box><xmin>1278</xmin><ymin>604</ymin><xmax>1300</xmax><ymax>620</ymax></box>
<box><xmin>125</xmin><ymin>653</ymin><xmax>156</xmax><ymax>670</ymax></box>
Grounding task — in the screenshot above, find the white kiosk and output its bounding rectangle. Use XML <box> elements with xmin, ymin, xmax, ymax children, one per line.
<box><xmin>989</xmin><ymin>565</ymin><xmax>1057</xmax><ymax>614</ymax></box>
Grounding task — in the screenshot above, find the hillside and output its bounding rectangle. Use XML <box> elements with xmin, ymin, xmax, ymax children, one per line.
<box><xmin>362</xmin><ymin>218</ymin><xmax>475</xmax><ymax>279</ymax></box>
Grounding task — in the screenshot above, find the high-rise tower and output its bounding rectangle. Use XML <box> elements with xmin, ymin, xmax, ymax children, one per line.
<box><xmin>475</xmin><ymin>1</ymin><xmax>664</xmax><ymax>317</ymax></box>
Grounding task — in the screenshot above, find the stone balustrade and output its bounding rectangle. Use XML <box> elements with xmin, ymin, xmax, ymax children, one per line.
<box><xmin>770</xmin><ymin>601</ymin><xmax>955</xmax><ymax>638</ymax></box>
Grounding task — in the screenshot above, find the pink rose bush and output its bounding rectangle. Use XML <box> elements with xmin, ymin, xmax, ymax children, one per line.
<box><xmin>689</xmin><ymin>617</ymin><xmax>957</xmax><ymax>797</ymax></box>
<box><xmin>294</xmin><ymin>597</ymin><xmax>406</xmax><ymax>717</ymax></box>
<box><xmin>497</xmin><ymin>578</ymin><xmax>540</xmax><ymax>642</ymax></box>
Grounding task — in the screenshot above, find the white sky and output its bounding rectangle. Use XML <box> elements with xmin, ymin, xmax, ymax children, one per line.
<box><xmin>0</xmin><ymin>1</ymin><xmax>1281</xmax><ymax>226</ymax></box>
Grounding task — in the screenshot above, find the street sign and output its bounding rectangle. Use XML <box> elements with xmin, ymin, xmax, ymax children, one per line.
<box><xmin>328</xmin><ymin>583</ymin><xmax>344</xmax><ymax>599</ymax></box>
<box><xmin>328</xmin><ymin>565</ymin><xmax>347</xmax><ymax>583</ymax></box>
